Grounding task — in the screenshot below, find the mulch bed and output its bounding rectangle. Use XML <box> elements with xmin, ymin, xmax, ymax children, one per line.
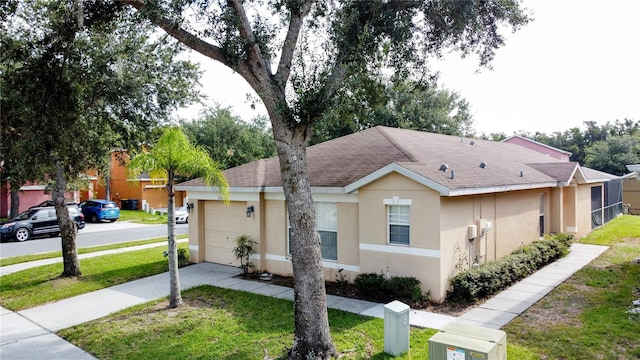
<box><xmin>235</xmin><ymin>273</ymin><xmax>472</xmax><ymax>317</ymax></box>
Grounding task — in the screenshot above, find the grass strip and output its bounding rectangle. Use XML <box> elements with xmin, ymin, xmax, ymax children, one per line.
<box><xmin>0</xmin><ymin>234</ymin><xmax>187</xmax><ymax>267</ymax></box>
<box><xmin>118</xmin><ymin>210</ymin><xmax>168</xmax><ymax>224</ymax></box>
<box><xmin>0</xmin><ymin>242</ymin><xmax>188</xmax><ymax>311</ymax></box>
<box><xmin>59</xmin><ymin>285</ymin><xmax>438</xmax><ymax>360</ymax></box>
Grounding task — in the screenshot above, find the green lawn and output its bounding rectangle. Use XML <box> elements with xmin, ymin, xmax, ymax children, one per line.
<box><xmin>0</xmin><ymin>242</ymin><xmax>188</xmax><ymax>311</ymax></box>
<box><xmin>0</xmin><ymin>235</ymin><xmax>187</xmax><ymax>267</ymax></box>
<box><xmin>504</xmin><ymin>215</ymin><xmax>640</xmax><ymax>359</ymax></box>
<box><xmin>59</xmin><ymin>285</ymin><xmax>437</xmax><ymax>360</ymax></box>
<box><xmin>118</xmin><ymin>210</ymin><xmax>168</xmax><ymax>224</ymax></box>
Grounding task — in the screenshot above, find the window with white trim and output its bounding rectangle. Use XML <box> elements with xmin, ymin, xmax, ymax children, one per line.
<box><xmin>288</xmin><ymin>202</ymin><xmax>338</xmax><ymax>260</ymax></box>
<box><xmin>388</xmin><ymin>205</ymin><xmax>410</xmax><ymax>245</ymax></box>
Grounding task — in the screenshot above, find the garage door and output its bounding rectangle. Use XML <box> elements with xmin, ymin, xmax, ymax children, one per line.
<box><xmin>204</xmin><ymin>201</ymin><xmax>247</xmax><ymax>265</ymax></box>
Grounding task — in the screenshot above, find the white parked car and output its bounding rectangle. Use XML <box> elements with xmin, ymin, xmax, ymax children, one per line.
<box><xmin>175</xmin><ymin>206</ymin><xmax>189</xmax><ymax>224</ymax></box>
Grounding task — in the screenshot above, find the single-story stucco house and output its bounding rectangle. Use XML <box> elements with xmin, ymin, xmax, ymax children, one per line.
<box><xmin>177</xmin><ymin>126</ymin><xmax>622</xmax><ymax>301</ymax></box>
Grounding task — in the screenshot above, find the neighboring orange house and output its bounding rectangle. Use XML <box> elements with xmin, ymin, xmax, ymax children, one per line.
<box><xmin>89</xmin><ymin>151</ymin><xmax>186</xmax><ymax>211</ymax></box>
<box><xmin>1</xmin><ymin>151</ymin><xmax>185</xmax><ymax>217</ymax></box>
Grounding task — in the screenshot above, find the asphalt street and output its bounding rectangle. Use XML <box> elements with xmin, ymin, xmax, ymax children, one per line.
<box><xmin>0</xmin><ymin>222</ymin><xmax>188</xmax><ymax>259</ymax></box>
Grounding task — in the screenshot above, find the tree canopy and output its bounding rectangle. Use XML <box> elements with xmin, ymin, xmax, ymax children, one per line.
<box><xmin>312</xmin><ymin>78</ymin><xmax>473</xmax><ymax>144</ymax></box>
<box><xmin>180</xmin><ymin>106</ymin><xmax>276</xmax><ymax>169</ymax></box>
<box><xmin>1</xmin><ymin>0</ymin><xmax>201</xmax><ymax>275</ymax></box>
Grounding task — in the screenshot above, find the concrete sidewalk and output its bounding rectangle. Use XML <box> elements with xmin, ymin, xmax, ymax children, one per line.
<box><xmin>0</xmin><ymin>243</ymin><xmax>608</xmax><ymax>359</ymax></box>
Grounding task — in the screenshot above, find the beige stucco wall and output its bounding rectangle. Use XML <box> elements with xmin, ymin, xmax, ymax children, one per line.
<box><xmin>188</xmin><ymin>200</ymin><xmax>203</xmax><ymax>262</ymax></box>
<box><xmin>493</xmin><ymin>189</ymin><xmax>547</xmax><ymax>258</ymax></box>
<box><xmin>575</xmin><ymin>183</ymin><xmax>600</xmax><ymax>237</ymax></box>
<box><xmin>437</xmin><ymin>189</ymin><xmax>550</xmax><ymax>301</ymax></box>
<box><xmin>623</xmin><ymin>178</ymin><xmax>640</xmax><ymax>214</ymax></box>
<box><xmin>358</xmin><ymin>173</ymin><xmax>443</xmax><ymax>300</ymax></box>
<box><xmin>438</xmin><ymin>196</ymin><xmax>477</xmax><ymax>300</ymax></box>
<box><xmin>562</xmin><ymin>184</ymin><xmax>578</xmax><ymax>234</ymax></box>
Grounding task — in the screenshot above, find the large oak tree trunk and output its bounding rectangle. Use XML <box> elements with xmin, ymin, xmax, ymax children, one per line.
<box><xmin>271</xmin><ymin>117</ymin><xmax>337</xmax><ymax>359</ymax></box>
<box><xmin>166</xmin><ymin>170</ymin><xmax>183</xmax><ymax>308</ymax></box>
<box><xmin>54</xmin><ymin>160</ymin><xmax>81</xmax><ymax>277</ymax></box>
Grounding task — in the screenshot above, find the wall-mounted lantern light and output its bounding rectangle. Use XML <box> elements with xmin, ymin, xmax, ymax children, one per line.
<box><xmin>187</xmin><ymin>202</ymin><xmax>194</xmax><ymax>213</ymax></box>
<box><xmin>246</xmin><ymin>205</ymin><xmax>255</xmax><ymax>218</ymax></box>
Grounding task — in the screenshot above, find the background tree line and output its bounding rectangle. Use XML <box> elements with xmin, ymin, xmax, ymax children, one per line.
<box><xmin>483</xmin><ymin>118</ymin><xmax>640</xmax><ymax>176</ymax></box>
<box><xmin>186</xmin><ymin>97</ymin><xmax>638</xmax><ymax>178</ymax></box>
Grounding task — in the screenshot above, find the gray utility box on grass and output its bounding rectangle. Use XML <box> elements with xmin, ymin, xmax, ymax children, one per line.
<box><xmin>384</xmin><ymin>300</ymin><xmax>410</xmax><ymax>356</ymax></box>
<box><xmin>428</xmin><ymin>322</ymin><xmax>506</xmax><ymax>360</ymax></box>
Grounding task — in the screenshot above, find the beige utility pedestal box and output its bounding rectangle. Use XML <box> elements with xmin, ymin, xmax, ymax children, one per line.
<box><xmin>428</xmin><ymin>322</ymin><xmax>506</xmax><ymax>360</ymax></box>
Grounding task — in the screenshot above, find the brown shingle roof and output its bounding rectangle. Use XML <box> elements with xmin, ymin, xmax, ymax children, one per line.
<box><xmin>179</xmin><ymin>126</ymin><xmax>582</xmax><ymax>194</ymax></box>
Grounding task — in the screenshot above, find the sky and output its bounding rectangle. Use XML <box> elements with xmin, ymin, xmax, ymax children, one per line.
<box><xmin>177</xmin><ymin>0</ymin><xmax>640</xmax><ymax>136</ymax></box>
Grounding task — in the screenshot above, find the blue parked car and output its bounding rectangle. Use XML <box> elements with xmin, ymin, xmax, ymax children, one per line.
<box><xmin>78</xmin><ymin>200</ymin><xmax>120</xmax><ymax>223</ymax></box>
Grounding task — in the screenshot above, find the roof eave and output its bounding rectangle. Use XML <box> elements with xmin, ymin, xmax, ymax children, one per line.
<box><xmin>447</xmin><ymin>181</ymin><xmax>561</xmax><ymax>196</ymax></box>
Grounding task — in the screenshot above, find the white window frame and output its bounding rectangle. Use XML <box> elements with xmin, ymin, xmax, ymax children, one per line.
<box><xmin>384</xmin><ymin>198</ymin><xmax>412</xmax><ymax>246</ymax></box>
<box><xmin>287</xmin><ymin>202</ymin><xmax>338</xmax><ymax>261</ymax></box>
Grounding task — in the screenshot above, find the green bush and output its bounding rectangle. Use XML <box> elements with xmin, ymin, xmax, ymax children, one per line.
<box><xmin>355</xmin><ymin>273</ymin><xmax>428</xmax><ymax>305</ymax></box>
<box><xmin>177</xmin><ymin>248</ymin><xmax>189</xmax><ymax>268</ymax></box>
<box><xmin>354</xmin><ymin>273</ymin><xmax>386</xmax><ymax>299</ymax></box>
<box><xmin>447</xmin><ymin>233</ymin><xmax>572</xmax><ymax>303</ymax></box>
<box><xmin>384</xmin><ymin>276</ymin><xmax>424</xmax><ymax>303</ymax></box>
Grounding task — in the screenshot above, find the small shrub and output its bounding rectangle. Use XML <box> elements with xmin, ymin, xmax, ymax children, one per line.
<box><xmin>355</xmin><ymin>273</ymin><xmax>429</xmax><ymax>305</ymax></box>
<box><xmin>447</xmin><ymin>233</ymin><xmax>573</xmax><ymax>303</ymax></box>
<box><xmin>232</xmin><ymin>235</ymin><xmax>256</xmax><ymax>278</ymax></box>
<box><xmin>335</xmin><ymin>268</ymin><xmax>349</xmax><ymax>293</ymax></box>
<box><xmin>355</xmin><ymin>273</ymin><xmax>386</xmax><ymax>299</ymax></box>
<box><xmin>177</xmin><ymin>248</ymin><xmax>189</xmax><ymax>268</ymax></box>
<box><xmin>384</xmin><ymin>276</ymin><xmax>425</xmax><ymax>304</ymax></box>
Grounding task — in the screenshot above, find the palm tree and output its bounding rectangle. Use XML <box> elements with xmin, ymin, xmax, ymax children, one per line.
<box><xmin>128</xmin><ymin>127</ymin><xmax>229</xmax><ymax>308</ymax></box>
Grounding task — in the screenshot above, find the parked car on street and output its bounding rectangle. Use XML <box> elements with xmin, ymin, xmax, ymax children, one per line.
<box><xmin>29</xmin><ymin>200</ymin><xmax>79</xmax><ymax>210</ymax></box>
<box><xmin>0</xmin><ymin>207</ymin><xmax>85</xmax><ymax>242</ymax></box>
<box><xmin>175</xmin><ymin>206</ymin><xmax>189</xmax><ymax>224</ymax></box>
<box><xmin>78</xmin><ymin>200</ymin><xmax>120</xmax><ymax>223</ymax></box>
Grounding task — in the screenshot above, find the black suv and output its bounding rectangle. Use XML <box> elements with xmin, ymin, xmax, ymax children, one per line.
<box><xmin>0</xmin><ymin>207</ymin><xmax>86</xmax><ymax>242</ymax></box>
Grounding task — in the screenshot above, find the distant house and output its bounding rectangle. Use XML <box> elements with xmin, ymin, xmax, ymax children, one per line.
<box><xmin>623</xmin><ymin>164</ymin><xmax>640</xmax><ymax>215</ymax></box>
<box><xmin>177</xmin><ymin>126</ymin><xmax>621</xmax><ymax>301</ymax></box>
<box><xmin>89</xmin><ymin>151</ymin><xmax>186</xmax><ymax>211</ymax></box>
<box><xmin>501</xmin><ymin>135</ymin><xmax>572</xmax><ymax>162</ymax></box>
<box><xmin>0</xmin><ymin>181</ymin><xmax>79</xmax><ymax>218</ymax></box>
<box><xmin>1</xmin><ymin>150</ymin><xmax>186</xmax><ymax>218</ymax></box>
